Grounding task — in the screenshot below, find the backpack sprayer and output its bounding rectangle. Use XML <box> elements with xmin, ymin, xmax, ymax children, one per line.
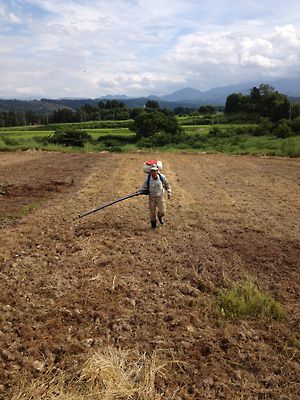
<box><xmin>78</xmin><ymin>160</ymin><xmax>163</xmax><ymax>219</ymax></box>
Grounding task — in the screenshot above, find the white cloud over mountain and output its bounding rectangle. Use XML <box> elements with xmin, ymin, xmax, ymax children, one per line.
<box><xmin>0</xmin><ymin>0</ymin><xmax>299</xmax><ymax>98</ymax></box>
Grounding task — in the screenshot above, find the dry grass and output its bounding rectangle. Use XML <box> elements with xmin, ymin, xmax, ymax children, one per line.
<box><xmin>9</xmin><ymin>369</ymin><xmax>84</xmax><ymax>400</ymax></box>
<box><xmin>8</xmin><ymin>346</ymin><xmax>178</xmax><ymax>400</ymax></box>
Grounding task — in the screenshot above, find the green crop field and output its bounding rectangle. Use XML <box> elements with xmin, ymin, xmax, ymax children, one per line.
<box><xmin>0</xmin><ymin>120</ymin><xmax>299</xmax><ymax>157</ymax></box>
<box><xmin>182</xmin><ymin>124</ymin><xmax>256</xmax><ymax>136</ymax></box>
<box><xmin>85</xmin><ymin>128</ymin><xmax>134</xmax><ymax>138</ymax></box>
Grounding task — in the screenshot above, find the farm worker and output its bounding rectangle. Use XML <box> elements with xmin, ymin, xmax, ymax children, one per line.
<box><xmin>140</xmin><ymin>164</ymin><xmax>172</xmax><ymax>229</ymax></box>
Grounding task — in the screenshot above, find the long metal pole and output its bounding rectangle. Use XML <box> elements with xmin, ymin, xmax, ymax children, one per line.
<box><xmin>78</xmin><ymin>191</ymin><xmax>144</xmax><ymax>218</ymax></box>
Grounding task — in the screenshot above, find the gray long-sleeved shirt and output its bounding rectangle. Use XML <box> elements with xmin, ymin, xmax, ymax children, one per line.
<box><xmin>141</xmin><ymin>173</ymin><xmax>172</xmax><ymax>197</ymax></box>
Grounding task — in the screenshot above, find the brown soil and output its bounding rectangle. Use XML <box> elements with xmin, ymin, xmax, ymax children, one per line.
<box><xmin>0</xmin><ymin>151</ymin><xmax>299</xmax><ymax>399</ymax></box>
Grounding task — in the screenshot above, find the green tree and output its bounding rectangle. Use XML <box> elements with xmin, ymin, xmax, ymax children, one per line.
<box><xmin>145</xmin><ymin>100</ymin><xmax>160</xmax><ymax>109</ymax></box>
<box><xmin>101</xmin><ymin>100</ymin><xmax>126</xmax><ymax>109</ymax></box>
<box><xmin>271</xmin><ymin>97</ymin><xmax>290</xmax><ymax>122</ymax></box>
<box><xmin>174</xmin><ymin>106</ymin><xmax>195</xmax><ymax>115</ymax></box>
<box><xmin>130</xmin><ymin>110</ymin><xmax>180</xmax><ymax>138</ymax></box>
<box><xmin>250</xmin><ymin>86</ymin><xmax>261</xmax><ymax>102</ymax></box>
<box><xmin>290</xmin><ymin>117</ymin><xmax>300</xmax><ymax>134</ymax></box>
<box><xmin>6</xmin><ymin>110</ymin><xmax>21</xmax><ymax>127</ymax></box>
<box><xmin>259</xmin><ymin>84</ymin><xmax>275</xmax><ymax>96</ymax></box>
<box><xmin>25</xmin><ymin>110</ymin><xmax>39</xmax><ymax>125</ymax></box>
<box><xmin>291</xmin><ymin>103</ymin><xmax>300</xmax><ymax>119</ymax></box>
<box><xmin>129</xmin><ymin>107</ymin><xmax>144</xmax><ymax>119</ymax></box>
<box><xmin>224</xmin><ymin>93</ymin><xmax>244</xmax><ymax>113</ymax></box>
<box><xmin>198</xmin><ymin>105</ymin><xmax>215</xmax><ymax>114</ymax></box>
<box><xmin>48</xmin><ymin>128</ymin><xmax>92</xmax><ymax>147</ymax></box>
<box><xmin>50</xmin><ymin>108</ymin><xmax>77</xmax><ymax>123</ymax></box>
<box><xmin>225</xmin><ymin>84</ymin><xmax>290</xmax><ymax>122</ymax></box>
<box><xmin>87</xmin><ymin>100</ymin><xmax>129</xmax><ymax>120</ymax></box>
<box><xmin>0</xmin><ymin>112</ymin><xmax>4</xmax><ymax>127</ymax></box>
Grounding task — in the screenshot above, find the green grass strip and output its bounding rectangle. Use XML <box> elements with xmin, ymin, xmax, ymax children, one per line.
<box><xmin>218</xmin><ymin>278</ymin><xmax>286</xmax><ymax>320</ymax></box>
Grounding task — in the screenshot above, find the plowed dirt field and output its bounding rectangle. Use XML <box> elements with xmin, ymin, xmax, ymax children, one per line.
<box><xmin>0</xmin><ymin>151</ymin><xmax>300</xmax><ymax>399</ymax></box>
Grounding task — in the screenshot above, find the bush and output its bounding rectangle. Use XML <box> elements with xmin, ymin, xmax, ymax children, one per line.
<box><xmin>218</xmin><ymin>278</ymin><xmax>286</xmax><ymax>320</ymax></box>
<box><xmin>254</xmin><ymin>118</ymin><xmax>273</xmax><ymax>136</ymax></box>
<box><xmin>280</xmin><ymin>138</ymin><xmax>300</xmax><ymax>157</ymax></box>
<box><xmin>229</xmin><ymin>126</ymin><xmax>254</xmax><ymax>137</ymax></box>
<box><xmin>290</xmin><ymin>116</ymin><xmax>300</xmax><ymax>134</ymax></box>
<box><xmin>272</xmin><ymin>119</ymin><xmax>292</xmax><ymax>138</ymax></box>
<box><xmin>224</xmin><ymin>112</ymin><xmax>260</xmax><ymax>124</ymax></box>
<box><xmin>185</xmin><ymin>133</ymin><xmax>208</xmax><ymax>146</ymax></box>
<box><xmin>179</xmin><ymin>115</ymin><xmax>216</xmax><ymax>125</ymax></box>
<box><xmin>136</xmin><ymin>137</ymin><xmax>153</xmax><ymax>148</ymax></box>
<box><xmin>47</xmin><ymin>128</ymin><xmax>92</xmax><ymax>147</ymax></box>
<box><xmin>137</xmin><ymin>131</ymin><xmax>185</xmax><ymax>148</ymax></box>
<box><xmin>97</xmin><ymin>134</ymin><xmax>136</xmax><ymax>146</ymax></box>
<box><xmin>201</xmin><ymin>116</ymin><xmax>213</xmax><ymax>124</ymax></box>
<box><xmin>106</xmin><ymin>145</ymin><xmax>123</xmax><ymax>152</ymax></box>
<box><xmin>208</xmin><ymin>126</ymin><xmax>237</xmax><ymax>138</ymax></box>
<box><xmin>208</xmin><ymin>126</ymin><xmax>223</xmax><ymax>138</ymax></box>
<box><xmin>0</xmin><ymin>135</ymin><xmax>20</xmax><ymax>146</ymax></box>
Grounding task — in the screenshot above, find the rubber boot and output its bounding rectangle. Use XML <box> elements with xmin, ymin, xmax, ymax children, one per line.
<box><xmin>151</xmin><ymin>220</ymin><xmax>157</xmax><ymax>229</ymax></box>
<box><xmin>158</xmin><ymin>213</ymin><xmax>164</xmax><ymax>225</ymax></box>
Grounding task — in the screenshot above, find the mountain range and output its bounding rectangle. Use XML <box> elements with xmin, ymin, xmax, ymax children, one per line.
<box><xmin>1</xmin><ymin>78</ymin><xmax>300</xmax><ymax>114</ymax></box>
<box><xmin>159</xmin><ymin>78</ymin><xmax>300</xmax><ymax>103</ymax></box>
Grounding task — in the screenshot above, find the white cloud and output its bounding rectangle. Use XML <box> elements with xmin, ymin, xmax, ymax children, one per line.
<box><xmin>8</xmin><ymin>12</ymin><xmax>22</xmax><ymax>24</ymax></box>
<box><xmin>0</xmin><ymin>4</ymin><xmax>22</xmax><ymax>24</ymax></box>
<box><xmin>1</xmin><ymin>1</ymin><xmax>300</xmax><ymax>97</ymax></box>
<box><xmin>162</xmin><ymin>24</ymin><xmax>300</xmax><ymax>89</ymax></box>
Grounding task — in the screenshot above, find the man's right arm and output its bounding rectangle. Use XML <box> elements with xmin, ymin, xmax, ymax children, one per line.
<box><xmin>140</xmin><ymin>177</ymin><xmax>149</xmax><ymax>194</ymax></box>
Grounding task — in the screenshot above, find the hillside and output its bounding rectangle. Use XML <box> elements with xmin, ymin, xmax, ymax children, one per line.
<box><xmin>1</xmin><ymin>77</ymin><xmax>299</xmax><ymax>114</ymax></box>
<box><xmin>0</xmin><ymin>98</ymin><xmax>94</xmax><ymax>115</ymax></box>
<box><xmin>0</xmin><ymin>97</ymin><xmax>208</xmax><ymax>114</ymax></box>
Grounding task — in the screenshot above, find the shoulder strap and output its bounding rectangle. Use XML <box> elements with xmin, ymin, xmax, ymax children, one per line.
<box><xmin>147</xmin><ymin>173</ymin><xmax>164</xmax><ymax>189</ymax></box>
<box><xmin>158</xmin><ymin>173</ymin><xmax>164</xmax><ymax>183</ymax></box>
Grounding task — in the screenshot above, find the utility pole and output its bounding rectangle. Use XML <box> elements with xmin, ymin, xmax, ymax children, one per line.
<box><xmin>289</xmin><ymin>97</ymin><xmax>292</xmax><ymax>122</ymax></box>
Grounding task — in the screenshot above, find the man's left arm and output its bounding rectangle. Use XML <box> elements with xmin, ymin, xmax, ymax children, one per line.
<box><xmin>162</xmin><ymin>176</ymin><xmax>172</xmax><ymax>198</ymax></box>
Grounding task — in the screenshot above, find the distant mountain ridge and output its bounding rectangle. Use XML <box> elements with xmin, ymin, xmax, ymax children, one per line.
<box><xmin>160</xmin><ymin>78</ymin><xmax>300</xmax><ymax>103</ymax></box>
<box><xmin>0</xmin><ymin>78</ymin><xmax>299</xmax><ymax>114</ymax></box>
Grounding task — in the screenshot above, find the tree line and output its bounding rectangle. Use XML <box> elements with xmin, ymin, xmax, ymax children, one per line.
<box><xmin>16</xmin><ymin>90</ymin><xmax>300</xmax><ymax>150</ymax></box>
<box><xmin>0</xmin><ymin>99</ymin><xmax>220</xmax><ymax>127</ymax></box>
<box><xmin>1</xmin><ymin>85</ymin><xmax>300</xmax><ymax>131</ymax></box>
<box><xmin>225</xmin><ymin>84</ymin><xmax>300</xmax><ymax>122</ymax></box>
<box><xmin>0</xmin><ymin>100</ymin><xmax>130</xmax><ymax>127</ymax></box>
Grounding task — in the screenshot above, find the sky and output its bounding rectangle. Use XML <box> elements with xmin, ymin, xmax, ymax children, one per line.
<box><xmin>0</xmin><ymin>0</ymin><xmax>300</xmax><ymax>99</ymax></box>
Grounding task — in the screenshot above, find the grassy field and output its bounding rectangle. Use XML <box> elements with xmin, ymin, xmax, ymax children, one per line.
<box><xmin>0</xmin><ymin>121</ymin><xmax>300</xmax><ymax>156</ymax></box>
<box><xmin>181</xmin><ymin>123</ymin><xmax>255</xmax><ymax>135</ymax></box>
